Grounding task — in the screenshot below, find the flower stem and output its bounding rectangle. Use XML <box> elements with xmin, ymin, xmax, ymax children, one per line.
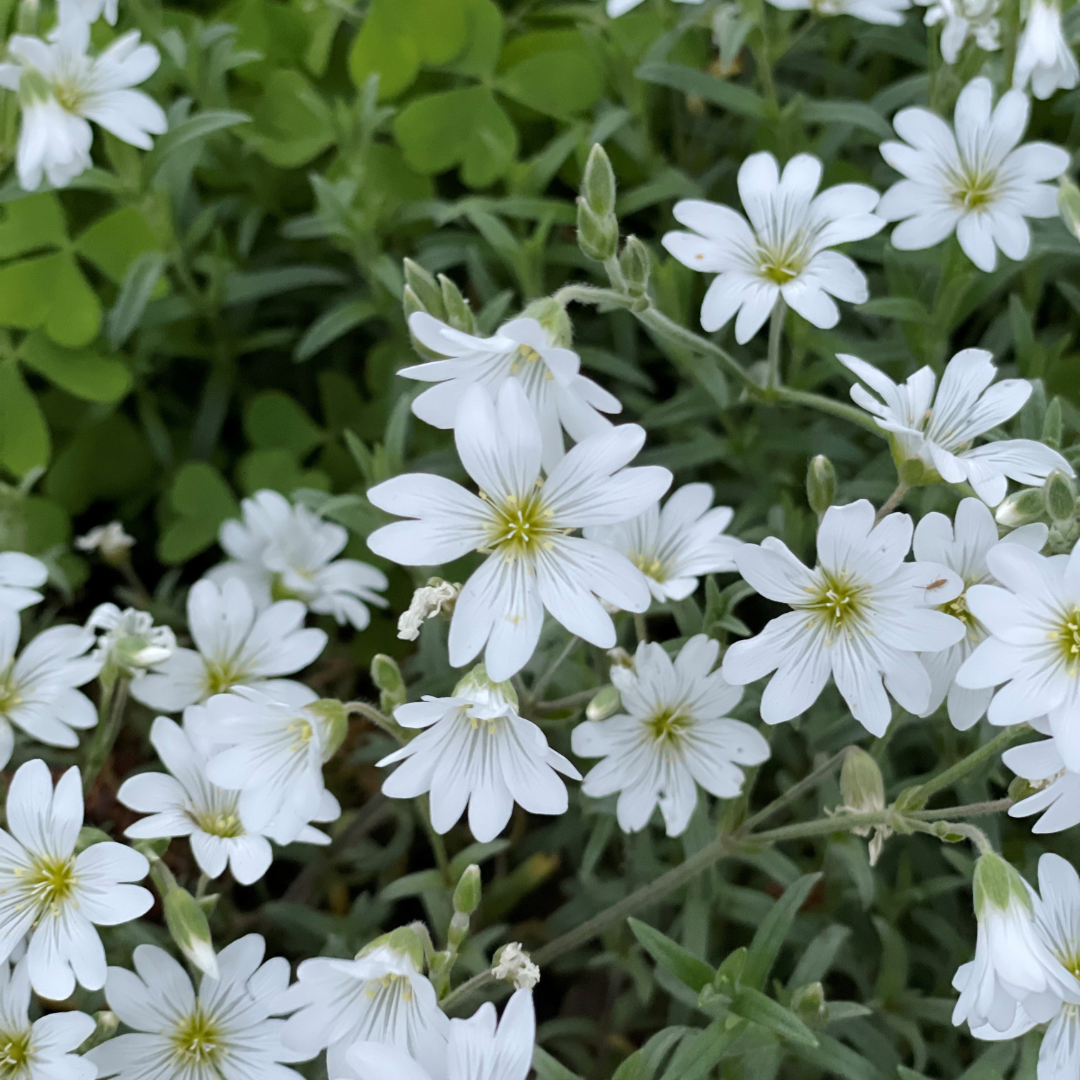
<box><xmin>737</xmin><ymin>747</ymin><xmax>849</xmax><ymax>834</ymax></box>
<box><xmin>875</xmin><ymin>481</ymin><xmax>909</xmax><ymax>522</ymax></box>
<box><xmin>766</xmin><ymin>298</ymin><xmax>786</xmax><ymax>391</ymax></box>
<box><xmin>81</xmin><ymin>676</ymin><xmax>130</xmax><ymax>795</ymax></box>
<box><xmin>344</xmin><ymin>700</ymin><xmax>405</xmax><ymax>743</ymax></box>
<box><xmin>530</xmin><ymin>636</ymin><xmax>580</xmax><ymax>704</ymax></box>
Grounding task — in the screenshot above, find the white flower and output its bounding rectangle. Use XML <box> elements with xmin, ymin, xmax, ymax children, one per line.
<box><xmin>74</xmin><ymin>522</ymin><xmax>133</xmax><ymax>562</ymax></box>
<box><xmin>379</xmin><ymin>667</ymin><xmax>580</xmax><ymax>843</ymax></box>
<box><xmin>367</xmin><ymin>380</ymin><xmax>671</xmax><ymax>681</ymax></box>
<box><xmin>129</xmin><ymin>578</ymin><xmax>327</xmax><ymax>712</ymax></box>
<box><xmin>953</xmin><ymin>853</ymin><xmax>1080</xmax><ymax>1035</ymax></box>
<box><xmin>662</xmin><ymin>153</ymin><xmax>882</xmax><ymax>343</ymax></box>
<box><xmin>0</xmin><ymin>20</ymin><xmax>166</xmax><ymax>192</ymax></box>
<box><xmin>0</xmin><ymin>959</ymin><xmax>96</xmax><ymax>1080</ymax></box>
<box><xmin>86</xmin><ymin>604</ymin><xmax>175</xmax><ymax>677</ymax></box>
<box><xmin>398</xmin><ymin>579</ymin><xmax>460</xmax><ymax>641</ymax></box>
<box><xmin>1004</xmin><ymin>725</ymin><xmax>1080</xmax><ymax>833</ymax></box>
<box><xmin>88</xmin><ymin>935</ymin><xmax>306</xmax><ymax>1080</ymax></box>
<box><xmin>347</xmin><ymin>988</ymin><xmax>534</xmax><ymax>1080</ymax></box>
<box><xmin>878</xmin><ymin>77</ymin><xmax>1070</xmax><ymax>272</ymax></box>
<box><xmin>0</xmin><ymin>761</ymin><xmax>152</xmax><ymax>1000</ymax></box>
<box><xmin>573</xmin><ymin>635</ymin><xmax>767</xmax><ymax>836</ymax></box>
<box><xmin>280</xmin><ymin>944</ymin><xmax>449</xmax><ymax>1080</ymax></box>
<box><xmin>840</xmin><ymin>348</ymin><xmax>1072</xmax><ymax>506</ymax></box>
<box><xmin>586</xmin><ymin>483</ymin><xmax>742</xmax><ymax>602</ymax></box>
<box><xmin>491</xmin><ymin>943</ymin><xmax>540</xmax><ymax>990</ymax></box>
<box><xmin>913</xmin><ymin>498</ymin><xmax>1048</xmax><ymax>729</ymax></box>
<box><xmin>0</xmin><ymin>620</ymin><xmax>101</xmax><ymax>769</ymax></box>
<box><xmin>0</xmin><ymin>554</ymin><xmax>47</xmax><ymax>616</ymax></box>
<box><xmin>764</xmin><ymin>0</ymin><xmax>911</xmax><ymax>26</ymax></box>
<box><xmin>189</xmin><ymin>683</ymin><xmax>342</xmax><ymax>846</ymax></box>
<box><xmin>57</xmin><ymin>0</ymin><xmax>118</xmax><ymax>26</ymax></box>
<box><xmin>1014</xmin><ymin>0</ymin><xmax>1079</xmax><ymax>99</ymax></box>
<box><xmin>209</xmin><ymin>490</ymin><xmax>388</xmax><ymax>631</ymax></box>
<box><xmin>403</xmin><ymin>313</ymin><xmax>622</xmax><ymax>473</ymax></box>
<box><xmin>721</xmin><ymin>500</ymin><xmax>967</xmax><ymax>736</ymax></box>
<box><xmin>117</xmin><ymin>715</ymin><xmax>276</xmax><ymax>885</ymax></box>
<box><xmin>922</xmin><ymin>0</ymin><xmax>1000</xmax><ymax>62</ymax></box>
<box><xmin>957</xmin><ymin>540</ymin><xmax>1080</xmax><ymax>768</ymax></box>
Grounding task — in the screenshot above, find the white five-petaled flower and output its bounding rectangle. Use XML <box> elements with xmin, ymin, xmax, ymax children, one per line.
<box><xmin>0</xmin><ymin>619</ymin><xmax>100</xmax><ymax>770</ymax></box>
<box><xmin>129</xmin><ymin>578</ymin><xmax>327</xmax><ymax>713</ymax></box>
<box><xmin>1003</xmin><ymin>720</ymin><xmax>1080</xmax><ymax>833</ymax></box>
<box><xmin>662</xmin><ymin>153</ymin><xmax>883</xmax><ymax>343</ymax></box>
<box><xmin>764</xmin><ymin>0</ymin><xmax>911</xmax><ymax>27</ymax></box>
<box><xmin>922</xmin><ymin>0</ymin><xmax>1001</xmax><ymax>62</ymax></box>
<box><xmin>840</xmin><ymin>348</ymin><xmax>1072</xmax><ymax>506</ymax></box>
<box><xmin>379</xmin><ymin>667</ymin><xmax>580</xmax><ymax>843</ymax></box>
<box><xmin>0</xmin><ymin>555</ymin><xmax>46</xmax><ymax>617</ymax></box>
<box><xmin>1014</xmin><ymin>0</ymin><xmax>1079</xmax><ymax>99</ymax></box>
<box><xmin>0</xmin><ymin>19</ymin><xmax>166</xmax><ymax>192</ymax></box>
<box><xmin>347</xmin><ymin>988</ymin><xmax>535</xmax><ymax>1080</ymax></box>
<box><xmin>280</xmin><ymin>944</ymin><xmax>449</xmax><ymax>1080</ymax></box>
<box><xmin>367</xmin><ymin>380</ymin><xmax>671</xmax><ymax>681</ymax></box>
<box><xmin>118</xmin><ymin>716</ymin><xmax>276</xmax><ymax>885</ymax></box>
<box><xmin>209</xmin><ymin>489</ymin><xmax>388</xmax><ymax>631</ymax></box>
<box><xmin>403</xmin><ymin>313</ymin><xmax>622</xmax><ymax>474</ymax></box>
<box><xmin>586</xmin><ymin>483</ymin><xmax>742</xmax><ymax>602</ymax></box>
<box><xmin>572</xmin><ymin>635</ymin><xmax>769</xmax><ymax>837</ymax></box>
<box><xmin>74</xmin><ymin>522</ymin><xmax>133</xmax><ymax>563</ymax></box>
<box><xmin>88</xmin><ymin>935</ymin><xmax>307</xmax><ymax>1080</ymax></box>
<box><xmin>189</xmin><ymin>683</ymin><xmax>342</xmax><ymax>846</ymax></box>
<box><xmin>0</xmin><ymin>761</ymin><xmax>152</xmax><ymax>1001</ymax></box>
<box><xmin>0</xmin><ymin>958</ymin><xmax>96</xmax><ymax>1080</ymax></box>
<box><xmin>957</xmin><ymin>539</ymin><xmax>1080</xmax><ymax>768</ymax></box>
<box><xmin>86</xmin><ymin>603</ymin><xmax>175</xmax><ymax>677</ymax></box>
<box><xmin>913</xmin><ymin>498</ymin><xmax>1048</xmax><ymax>729</ymax></box>
<box><xmin>721</xmin><ymin>500</ymin><xmax>967</xmax><ymax>736</ymax></box>
<box><xmin>953</xmin><ymin>853</ymin><xmax>1080</xmax><ymax>1036</ymax></box>
<box><xmin>877</xmin><ymin>76</ymin><xmax>1071</xmax><ymax>272</ymax></box>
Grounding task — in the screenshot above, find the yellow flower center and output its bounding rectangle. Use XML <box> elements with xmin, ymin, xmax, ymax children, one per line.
<box><xmin>51</xmin><ymin>79</ymin><xmax>85</xmax><ymax>115</ymax></box>
<box><xmin>632</xmin><ymin>552</ymin><xmax>666</xmax><ymax>581</ymax></box>
<box><xmin>804</xmin><ymin>571</ymin><xmax>867</xmax><ymax>633</ymax></box>
<box><xmin>195</xmin><ymin>808</ymin><xmax>244</xmax><ymax>839</ymax></box>
<box><xmin>0</xmin><ymin>1030</ymin><xmax>32</xmax><ymax>1077</ymax></box>
<box><xmin>941</xmin><ymin>590</ymin><xmax>977</xmax><ymax>632</ymax></box>
<box><xmin>171</xmin><ymin>1008</ymin><xmax>222</xmax><ymax>1067</ymax></box>
<box><xmin>365</xmin><ymin>973</ymin><xmax>413</xmax><ymax>1000</ymax></box>
<box><xmin>202</xmin><ymin>658</ymin><xmax>250</xmax><ymax>697</ymax></box>
<box><xmin>23</xmin><ymin>855</ymin><xmax>77</xmax><ymax>913</ymax></box>
<box><xmin>1050</xmin><ymin>608</ymin><xmax>1080</xmax><ymax>673</ymax></box>
<box><xmin>288</xmin><ymin>717</ymin><xmax>314</xmax><ymax>752</ymax></box>
<box><xmin>270</xmin><ymin>574</ymin><xmax>305</xmax><ymax>602</ymax></box>
<box><xmin>951</xmin><ymin>165</ymin><xmax>998</xmax><ymax>211</ymax></box>
<box><xmin>645</xmin><ymin>707</ymin><xmax>692</xmax><ymax>749</ymax></box>
<box><xmin>757</xmin><ymin>235</ymin><xmax>808</xmax><ymax>285</ymax></box>
<box><xmin>484</xmin><ymin>490</ymin><xmax>555</xmax><ymax>559</ymax></box>
<box><xmin>0</xmin><ymin>667</ymin><xmax>21</xmax><ymax>714</ymax></box>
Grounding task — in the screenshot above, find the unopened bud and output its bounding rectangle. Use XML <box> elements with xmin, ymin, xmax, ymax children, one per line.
<box><xmin>1008</xmin><ymin>775</ymin><xmax>1038</xmax><ymax>802</ymax></box>
<box><xmin>973</xmin><ymin>853</ymin><xmax>1032</xmax><ymax>918</ymax></box>
<box><xmin>996</xmin><ymin>487</ymin><xmax>1047</xmax><ymax>527</ymax></box>
<box><xmin>438</xmin><ymin>274</ymin><xmax>474</xmax><ymax>334</ymax></box>
<box><xmin>371</xmin><ymin>654</ymin><xmax>406</xmax><ymax>712</ymax></box>
<box><xmin>582</xmin><ymin>144</ymin><xmax>616</xmax><ymax>218</ymax></box>
<box><xmin>1059</xmin><ymin>178</ymin><xmax>1080</xmax><ymax>242</ymax></box>
<box><xmin>619</xmin><ymin>236</ymin><xmax>650</xmax><ymax>296</ymax></box>
<box><xmin>309</xmin><ymin>698</ymin><xmax>348</xmax><ymax>760</ymax></box>
<box><xmin>453</xmin><ymin>864</ymin><xmax>482</xmax><ymax>916</ymax></box>
<box><xmin>492</xmin><ymin>942</ymin><xmax>540</xmax><ymax>990</ymax></box>
<box><xmin>75</xmin><ymin>826</ymin><xmax>111</xmax><ymax>853</ymax></box>
<box><xmin>791</xmin><ymin>981</ymin><xmax>826</xmax><ymax>1020</ymax></box>
<box><xmin>1043</xmin><ymin>397</ymin><xmax>1063</xmax><ymax>449</ymax></box>
<box><xmin>520</xmin><ymin>298</ymin><xmax>572</xmax><ymax>349</ymax></box>
<box><xmin>1044</xmin><ymin>470</ymin><xmax>1076</xmax><ymax>525</ymax></box>
<box><xmin>403</xmin><ymin>258</ymin><xmax>445</xmax><ymax>320</ymax></box>
<box><xmin>163</xmin><ymin>887</ymin><xmax>219</xmax><ymax>979</ymax></box>
<box><xmin>606</xmin><ymin>646</ymin><xmax>633</xmax><ymax>669</ymax></box>
<box><xmin>806</xmin><ymin>455</ymin><xmax>837</xmax><ymax>516</ymax></box>
<box><xmin>586</xmin><ymin>684</ymin><xmax>621</xmax><ymax>721</ymax></box>
<box><xmin>453</xmin><ymin>662</ymin><xmax>519</xmax><ymax>709</ymax></box>
<box><xmin>840</xmin><ymin>747</ymin><xmax>885</xmax><ymax>816</ymax></box>
<box><xmin>576</xmin><ymin>199</ymin><xmax>619</xmax><ymax>262</ymax></box>
<box><xmin>82</xmin><ymin>1011</ymin><xmax>119</xmax><ymax>1051</ymax></box>
<box><xmin>897</xmin><ymin>457</ymin><xmax>927</xmax><ymax>487</ymax></box>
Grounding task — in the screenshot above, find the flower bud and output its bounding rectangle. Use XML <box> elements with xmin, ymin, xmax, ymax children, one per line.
<box><xmin>582</xmin><ymin>143</ymin><xmax>616</xmax><ymax>218</ymax></box>
<box><xmin>163</xmin><ymin>887</ymin><xmax>219</xmax><ymax>979</ymax></box>
<box><xmin>520</xmin><ymin>298</ymin><xmax>573</xmax><ymax>349</ymax></box>
<box><xmin>453</xmin><ymin>663</ymin><xmax>519</xmax><ymax>709</ymax></box>
<box><xmin>619</xmin><ymin>236</ymin><xmax>650</xmax><ymax>297</ymax></box>
<box><xmin>492</xmin><ymin>942</ymin><xmax>540</xmax><ymax>990</ymax></box>
<box><xmin>1044</xmin><ymin>469</ymin><xmax>1076</xmax><ymax>525</ymax></box>
<box><xmin>806</xmin><ymin>455</ymin><xmax>837</xmax><ymax>516</ymax></box>
<box><xmin>586</xmin><ymin>684</ymin><xmax>621</xmax><ymax>721</ymax></box>
<box><xmin>371</xmin><ymin>654</ymin><xmax>406</xmax><ymax>713</ymax></box>
<box><xmin>897</xmin><ymin>457</ymin><xmax>927</xmax><ymax>487</ymax></box>
<box><xmin>840</xmin><ymin>747</ymin><xmax>885</xmax><ymax>817</ymax></box>
<box><xmin>309</xmin><ymin>697</ymin><xmax>348</xmax><ymax>760</ymax></box>
<box><xmin>403</xmin><ymin>258</ymin><xmax>445</xmax><ymax>320</ymax></box>
<box><xmin>82</xmin><ymin>1011</ymin><xmax>119</xmax><ymax>1052</ymax></box>
<box><xmin>453</xmin><ymin>864</ymin><xmax>482</xmax><ymax>917</ymax></box>
<box><xmin>1043</xmin><ymin>397</ymin><xmax>1063</xmax><ymax>449</ymax></box>
<box><xmin>576</xmin><ymin>199</ymin><xmax>619</xmax><ymax>263</ymax></box>
<box><xmin>606</xmin><ymin>646</ymin><xmax>634</xmax><ymax>669</ymax></box>
<box><xmin>791</xmin><ymin>981</ymin><xmax>826</xmax><ymax>1021</ymax></box>
<box><xmin>438</xmin><ymin>274</ymin><xmax>474</xmax><ymax>334</ymax></box>
<box><xmin>973</xmin><ymin>853</ymin><xmax>1032</xmax><ymax>918</ymax></box>
<box><xmin>1059</xmin><ymin>178</ymin><xmax>1080</xmax><ymax>243</ymax></box>
<box><xmin>996</xmin><ymin>487</ymin><xmax>1047</xmax><ymax>527</ymax></box>
<box><xmin>76</xmin><ymin>826</ymin><xmax>112</xmax><ymax>853</ymax></box>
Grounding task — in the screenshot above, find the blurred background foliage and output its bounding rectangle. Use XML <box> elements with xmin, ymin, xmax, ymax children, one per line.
<box><xmin>4</xmin><ymin>0</ymin><xmax>1080</xmax><ymax>1076</ymax></box>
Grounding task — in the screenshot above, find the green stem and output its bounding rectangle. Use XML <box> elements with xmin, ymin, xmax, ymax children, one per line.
<box><xmin>530</xmin><ymin>636</ymin><xmax>580</xmax><ymax>704</ymax></box>
<box><xmin>767</xmin><ymin>298</ymin><xmax>786</xmax><ymax>391</ymax></box>
<box><xmin>416</xmin><ymin>796</ymin><xmax>450</xmax><ymax>878</ymax></box>
<box><xmin>875</xmin><ymin>481</ymin><xmax>909</xmax><ymax>522</ymax></box>
<box><xmin>737</xmin><ymin>747</ymin><xmax>849</xmax><ymax>834</ymax></box>
<box><xmin>634</xmin><ymin>612</ymin><xmax>649</xmax><ymax>644</ymax></box>
<box><xmin>536</xmin><ymin>689</ymin><xmax>597</xmax><ymax>714</ymax></box>
<box><xmin>82</xmin><ymin>676</ymin><xmax>130</xmax><ymax>795</ymax></box>
<box><xmin>344</xmin><ymin>700</ymin><xmax>405</xmax><ymax>743</ymax></box>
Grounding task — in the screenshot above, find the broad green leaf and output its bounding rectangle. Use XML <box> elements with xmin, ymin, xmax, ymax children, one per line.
<box><xmin>236</xmin><ymin>448</ymin><xmax>330</xmax><ymax>496</ymax></box>
<box><xmin>223</xmin><ymin>0</ymin><xmax>311</xmax><ymax>82</ymax></box>
<box><xmin>157</xmin><ymin>463</ymin><xmax>239</xmax><ymax>564</ymax></box>
<box><xmin>244</xmin><ymin>68</ymin><xmax>336</xmax><ymax>168</ymax></box>
<box><xmin>0</xmin><ymin>362</ymin><xmax>49</xmax><ymax>475</ymax></box>
<box><xmin>628</xmin><ymin>917</ymin><xmax>716</xmax><ymax>993</ymax></box>
<box><xmin>74</xmin><ymin>206</ymin><xmax>168</xmax><ymax>285</ymax></box>
<box><xmin>496</xmin><ymin>31</ymin><xmax>604</xmax><ymax>117</ymax></box>
<box><xmin>444</xmin><ymin>0</ymin><xmax>503</xmax><ymax>77</ymax></box>
<box><xmin>730</xmin><ymin>987</ymin><xmax>818</xmax><ymax>1047</ymax></box>
<box><xmin>19</xmin><ymin>333</ymin><xmax>132</xmax><ymax>403</ymax></box>
<box><xmin>742</xmin><ymin>873</ymin><xmax>822</xmax><ymax>990</ymax></box>
<box><xmin>0</xmin><ymin>193</ymin><xmax>66</xmax><ymax>257</ymax></box>
<box><xmin>294</xmin><ymin>298</ymin><xmax>378</xmax><ymax>362</ymax></box>
<box><xmin>635</xmin><ymin>62</ymin><xmax>767</xmax><ymax>119</ymax></box>
<box><xmin>22</xmin><ymin>495</ymin><xmax>70</xmax><ymax>553</ymax></box>
<box><xmin>0</xmin><ymin>252</ymin><xmax>101</xmax><ymax>347</ymax></box>
<box><xmin>244</xmin><ymin>391</ymin><xmax>324</xmax><ymax>455</ymax></box>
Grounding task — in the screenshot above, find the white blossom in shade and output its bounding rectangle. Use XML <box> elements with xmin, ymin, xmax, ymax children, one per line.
<box><xmin>378</xmin><ymin>667</ymin><xmax>580</xmax><ymax>843</ymax></box>
<box><xmin>280</xmin><ymin>944</ymin><xmax>449</xmax><ymax>1080</ymax></box>
<box><xmin>721</xmin><ymin>500</ymin><xmax>967</xmax><ymax>736</ymax></box>
<box><xmin>88</xmin><ymin>935</ymin><xmax>307</xmax><ymax>1080</ymax></box>
<box><xmin>662</xmin><ymin>153</ymin><xmax>882</xmax><ymax>344</ymax></box>
<box><xmin>57</xmin><ymin>0</ymin><xmax>118</xmax><ymax>26</ymax></box>
<box><xmin>953</xmin><ymin>853</ymin><xmax>1080</xmax><ymax>1036</ymax></box>
<box><xmin>0</xmin><ymin>620</ymin><xmax>100</xmax><ymax>769</ymax></box>
<box><xmin>209</xmin><ymin>489</ymin><xmax>388</xmax><ymax>631</ymax></box>
<box><xmin>129</xmin><ymin>578</ymin><xmax>327</xmax><ymax>713</ymax></box>
<box><xmin>1014</xmin><ymin>0</ymin><xmax>1079</xmax><ymax>99</ymax></box>
<box><xmin>765</xmin><ymin>0</ymin><xmax>910</xmax><ymax>22</ymax></box>
<box><xmin>74</xmin><ymin>522</ymin><xmax>133</xmax><ymax>562</ymax></box>
<box><xmin>117</xmin><ymin>716</ymin><xmax>275</xmax><ymax>885</ymax></box>
<box><xmin>0</xmin><ymin>20</ymin><xmax>166</xmax><ymax>192</ymax></box>
<box><xmin>0</xmin><ymin>958</ymin><xmax>96</xmax><ymax>1080</ymax></box>
<box><xmin>403</xmin><ymin>313</ymin><xmax>622</xmax><ymax>473</ymax></box>
<box><xmin>86</xmin><ymin>603</ymin><xmax>175</xmax><ymax>678</ymax></box>
<box><xmin>957</xmin><ymin>540</ymin><xmax>1080</xmax><ymax>769</ymax></box>
<box><xmin>572</xmin><ymin>636</ymin><xmax>768</xmax><ymax>837</ymax></box>
<box><xmin>913</xmin><ymin>498</ymin><xmax>1048</xmax><ymax>729</ymax></box>
<box><xmin>922</xmin><ymin>0</ymin><xmax>1001</xmax><ymax>62</ymax></box>
<box><xmin>1003</xmin><ymin>723</ymin><xmax>1080</xmax><ymax>833</ymax></box>
<box><xmin>398</xmin><ymin>579</ymin><xmax>460</xmax><ymax>641</ymax></box>
<box><xmin>586</xmin><ymin>483</ymin><xmax>742</xmax><ymax>603</ymax></box>
<box><xmin>839</xmin><ymin>349</ymin><xmax>1073</xmax><ymax>507</ymax></box>
<box><xmin>0</xmin><ymin>761</ymin><xmax>152</xmax><ymax>1000</ymax></box>
<box><xmin>0</xmin><ymin>554</ymin><xmax>47</xmax><ymax>616</ymax></box>
<box><xmin>607</xmin><ymin>0</ymin><xmax>703</xmax><ymax>16</ymax></box>
<box><xmin>188</xmin><ymin>683</ymin><xmax>342</xmax><ymax>846</ymax></box>
<box><xmin>367</xmin><ymin>380</ymin><xmax>670</xmax><ymax>681</ymax></box>
<box><xmin>347</xmin><ymin>988</ymin><xmax>534</xmax><ymax>1080</ymax></box>
<box><xmin>877</xmin><ymin>76</ymin><xmax>1071</xmax><ymax>272</ymax></box>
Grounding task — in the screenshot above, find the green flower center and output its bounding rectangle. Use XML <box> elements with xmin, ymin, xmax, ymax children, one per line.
<box><xmin>51</xmin><ymin>78</ymin><xmax>85</xmax><ymax>115</ymax></box>
<box><xmin>757</xmin><ymin>236</ymin><xmax>808</xmax><ymax>285</ymax></box>
<box><xmin>941</xmin><ymin>590</ymin><xmax>977</xmax><ymax>631</ymax></box>
<box><xmin>195</xmin><ymin>807</ymin><xmax>244</xmax><ymax>838</ymax></box>
<box><xmin>632</xmin><ymin>552</ymin><xmax>666</xmax><ymax>581</ymax></box>
<box><xmin>23</xmin><ymin>855</ymin><xmax>77</xmax><ymax>912</ymax></box>
<box><xmin>804</xmin><ymin>571</ymin><xmax>867</xmax><ymax>631</ymax></box>
<box><xmin>645</xmin><ymin>707</ymin><xmax>692</xmax><ymax>748</ymax></box>
<box><xmin>202</xmin><ymin>658</ymin><xmax>250</xmax><ymax>697</ymax></box>
<box><xmin>0</xmin><ymin>1030</ymin><xmax>33</xmax><ymax>1077</ymax></box>
<box><xmin>171</xmin><ymin>1008</ymin><xmax>222</xmax><ymax>1067</ymax></box>
<box><xmin>1052</xmin><ymin>608</ymin><xmax>1080</xmax><ymax>672</ymax></box>
<box><xmin>951</xmin><ymin>165</ymin><xmax>998</xmax><ymax>211</ymax></box>
<box><xmin>484</xmin><ymin>490</ymin><xmax>555</xmax><ymax>559</ymax></box>
<box><xmin>0</xmin><ymin>667</ymin><xmax>21</xmax><ymax>714</ymax></box>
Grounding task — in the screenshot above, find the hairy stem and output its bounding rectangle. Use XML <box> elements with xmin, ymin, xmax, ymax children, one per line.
<box><xmin>766</xmin><ymin>298</ymin><xmax>786</xmax><ymax>391</ymax></box>
<box><xmin>737</xmin><ymin>747</ymin><xmax>849</xmax><ymax>834</ymax></box>
<box><xmin>875</xmin><ymin>481</ymin><xmax>910</xmax><ymax>522</ymax></box>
